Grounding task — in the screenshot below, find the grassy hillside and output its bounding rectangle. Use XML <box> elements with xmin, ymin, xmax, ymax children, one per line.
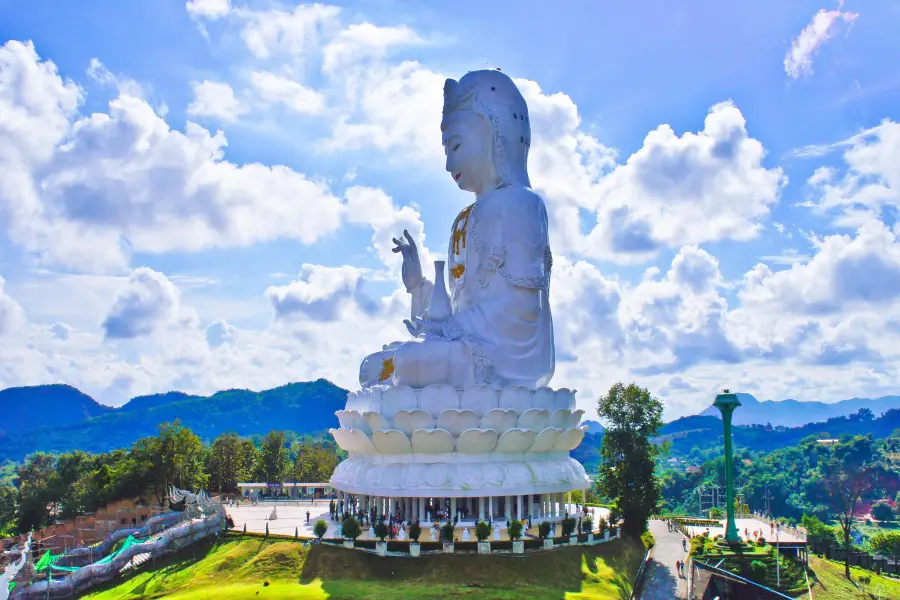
<box><xmin>802</xmin><ymin>555</ymin><xmax>900</xmax><ymax>600</ymax></box>
<box><xmin>84</xmin><ymin>533</ymin><xmax>645</xmax><ymax>600</ymax></box>
<box><xmin>0</xmin><ymin>380</ymin><xmax>346</xmax><ymax>461</ymax></box>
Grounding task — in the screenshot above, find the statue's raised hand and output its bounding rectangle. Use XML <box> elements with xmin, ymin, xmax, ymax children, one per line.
<box><xmin>392</xmin><ymin>229</ymin><xmax>424</xmax><ymax>292</ymax></box>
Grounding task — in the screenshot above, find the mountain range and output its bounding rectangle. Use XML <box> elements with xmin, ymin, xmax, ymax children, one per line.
<box><xmin>0</xmin><ymin>381</ymin><xmax>897</xmax><ymax>463</ymax></box>
<box><xmin>698</xmin><ymin>393</ymin><xmax>900</xmax><ymax>427</ymax></box>
<box><xmin>0</xmin><ymin>380</ymin><xmax>346</xmax><ymax>462</ymax></box>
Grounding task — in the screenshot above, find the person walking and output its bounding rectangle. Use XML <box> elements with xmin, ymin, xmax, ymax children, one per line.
<box><xmin>306</xmin><ymin>510</ymin><xmax>310</xmax><ymax>524</ymax></box>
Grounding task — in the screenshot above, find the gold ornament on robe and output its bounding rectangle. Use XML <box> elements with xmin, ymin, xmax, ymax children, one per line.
<box><xmin>451</xmin><ymin>264</ymin><xmax>465</xmax><ymax>279</ymax></box>
<box><xmin>379</xmin><ymin>356</ymin><xmax>395</xmax><ymax>382</ymax></box>
<box><xmin>451</xmin><ymin>204</ymin><xmax>474</xmax><ymax>255</ymax></box>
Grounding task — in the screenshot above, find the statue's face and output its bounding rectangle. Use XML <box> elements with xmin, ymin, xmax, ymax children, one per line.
<box><xmin>442</xmin><ymin>110</ymin><xmax>495</xmax><ymax>195</ymax></box>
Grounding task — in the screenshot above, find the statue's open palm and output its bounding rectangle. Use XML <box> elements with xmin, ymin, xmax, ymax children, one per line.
<box><xmin>392</xmin><ymin>230</ymin><xmax>424</xmax><ymax>292</ymax></box>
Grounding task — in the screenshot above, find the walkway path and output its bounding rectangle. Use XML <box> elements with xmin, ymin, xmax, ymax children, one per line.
<box><xmin>637</xmin><ymin>520</ymin><xmax>689</xmax><ymax>600</ymax></box>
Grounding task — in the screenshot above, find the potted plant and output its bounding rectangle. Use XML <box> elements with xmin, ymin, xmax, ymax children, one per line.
<box><xmin>598</xmin><ymin>516</ymin><xmax>609</xmax><ymax>541</ymax></box>
<box><xmin>562</xmin><ymin>517</ymin><xmax>578</xmax><ymax>545</ymax></box>
<box><xmin>539</xmin><ymin>521</ymin><xmax>553</xmax><ymax>550</ymax></box>
<box><xmin>374</xmin><ymin>521</ymin><xmax>389</xmax><ymax>556</ymax></box>
<box><xmin>314</xmin><ymin>519</ymin><xmax>328</xmax><ymax>543</ymax></box>
<box><xmin>509</xmin><ymin>519</ymin><xmax>524</xmax><ymax>554</ymax></box>
<box><xmin>341</xmin><ymin>517</ymin><xmax>361</xmax><ymax>549</ymax></box>
<box><xmin>441</xmin><ymin>521</ymin><xmax>455</xmax><ymax>553</ymax></box>
<box><xmin>476</xmin><ymin>520</ymin><xmax>492</xmax><ymax>554</ymax></box>
<box><xmin>582</xmin><ymin>516</ymin><xmax>594</xmax><ymax>543</ymax></box>
<box><xmin>409</xmin><ymin>521</ymin><xmax>422</xmax><ymax>557</ymax></box>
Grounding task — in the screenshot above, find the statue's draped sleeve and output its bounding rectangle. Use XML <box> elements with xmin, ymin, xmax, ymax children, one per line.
<box><xmin>442</xmin><ymin>189</ymin><xmax>555</xmax><ymax>387</ymax></box>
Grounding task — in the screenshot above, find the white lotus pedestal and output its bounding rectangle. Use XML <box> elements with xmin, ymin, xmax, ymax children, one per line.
<box><xmin>330</xmin><ymin>384</ymin><xmax>591</xmax><ymax>547</ymax></box>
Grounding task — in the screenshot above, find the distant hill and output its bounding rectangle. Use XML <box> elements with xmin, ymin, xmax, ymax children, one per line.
<box><xmin>0</xmin><ymin>380</ymin><xmax>346</xmax><ymax>461</ymax></box>
<box><xmin>0</xmin><ymin>384</ymin><xmax>114</xmax><ymax>435</ymax></box>
<box><xmin>698</xmin><ymin>393</ymin><xmax>900</xmax><ymax>427</ymax></box>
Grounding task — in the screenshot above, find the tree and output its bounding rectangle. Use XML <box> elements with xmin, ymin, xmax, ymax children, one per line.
<box><xmin>341</xmin><ymin>517</ymin><xmax>361</xmax><ymax>541</ymax></box>
<box><xmin>257</xmin><ymin>431</ymin><xmax>289</xmax><ymax>484</ymax></box>
<box><xmin>596</xmin><ymin>382</ymin><xmax>664</xmax><ymax>536</ymax></box>
<box><xmin>871</xmin><ymin>499</ymin><xmax>894</xmax><ymax>522</ymax></box>
<box><xmin>821</xmin><ymin>436</ymin><xmax>876</xmax><ymax>578</ymax></box>
<box><xmin>289</xmin><ymin>443</ymin><xmax>340</xmax><ymax>483</ymax></box>
<box><xmin>475</xmin><ymin>520</ymin><xmax>491</xmax><ymax>542</ymax></box>
<box><xmin>15</xmin><ymin>453</ymin><xmax>56</xmax><ymax>532</ymax></box>
<box><xmin>206</xmin><ymin>433</ymin><xmax>253</xmax><ymax>493</ymax></box>
<box><xmin>871</xmin><ymin>531</ymin><xmax>900</xmax><ymax>561</ymax></box>
<box><xmin>314</xmin><ymin>520</ymin><xmax>328</xmax><ymax>540</ymax></box>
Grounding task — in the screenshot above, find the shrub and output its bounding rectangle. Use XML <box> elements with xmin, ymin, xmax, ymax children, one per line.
<box><xmin>582</xmin><ymin>516</ymin><xmax>593</xmax><ymax>534</ymax></box>
<box><xmin>562</xmin><ymin>517</ymin><xmax>577</xmax><ymax>537</ymax></box>
<box><xmin>508</xmin><ymin>519</ymin><xmax>523</xmax><ymax>540</ymax></box>
<box><xmin>709</xmin><ymin>507</ymin><xmax>724</xmax><ymax>519</ymax></box>
<box><xmin>476</xmin><ymin>520</ymin><xmax>491</xmax><ymax>542</ymax></box>
<box><xmin>374</xmin><ymin>521</ymin><xmax>389</xmax><ymax>541</ymax></box>
<box><xmin>596</xmin><ymin>516</ymin><xmax>606</xmax><ymax>533</ymax></box>
<box><xmin>756</xmin><ymin>537</ymin><xmax>766</xmax><ymax>546</ymax></box>
<box><xmin>313</xmin><ymin>520</ymin><xmax>328</xmax><ymax>540</ymax></box>
<box><xmin>641</xmin><ymin>530</ymin><xmax>655</xmax><ymax>549</ymax></box>
<box><xmin>750</xmin><ymin>560</ymin><xmax>767</xmax><ymax>581</ymax></box>
<box><xmin>441</xmin><ymin>522</ymin><xmax>455</xmax><ymax>542</ymax></box>
<box><xmin>538</xmin><ymin>521</ymin><xmax>551</xmax><ymax>539</ymax></box>
<box><xmin>341</xmin><ymin>517</ymin><xmax>361</xmax><ymax>541</ymax></box>
<box><xmin>871</xmin><ymin>500</ymin><xmax>894</xmax><ymax>522</ymax></box>
<box><xmin>409</xmin><ymin>521</ymin><xmax>421</xmax><ymax>542</ymax></box>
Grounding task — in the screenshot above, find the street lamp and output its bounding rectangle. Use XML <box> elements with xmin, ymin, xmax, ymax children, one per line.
<box><xmin>713</xmin><ymin>388</ymin><xmax>742</xmax><ymax>544</ymax></box>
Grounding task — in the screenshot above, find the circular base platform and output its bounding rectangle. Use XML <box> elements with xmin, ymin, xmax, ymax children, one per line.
<box><xmin>331</xmin><ymin>453</ymin><xmax>589</xmax><ymax>497</ymax></box>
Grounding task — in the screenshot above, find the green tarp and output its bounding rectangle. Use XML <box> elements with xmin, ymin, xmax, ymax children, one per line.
<box><xmin>38</xmin><ymin>534</ymin><xmax>148</xmax><ymax>574</ymax></box>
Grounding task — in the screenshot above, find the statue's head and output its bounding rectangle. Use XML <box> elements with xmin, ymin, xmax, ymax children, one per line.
<box><xmin>441</xmin><ymin>69</ymin><xmax>531</xmax><ymax>195</ymax></box>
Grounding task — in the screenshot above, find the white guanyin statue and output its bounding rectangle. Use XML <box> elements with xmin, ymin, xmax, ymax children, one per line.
<box><xmin>359</xmin><ymin>69</ymin><xmax>554</xmax><ymax>390</ymax></box>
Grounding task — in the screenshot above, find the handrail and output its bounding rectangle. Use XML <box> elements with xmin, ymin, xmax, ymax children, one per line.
<box><xmin>628</xmin><ymin>548</ymin><xmax>653</xmax><ymax>600</ymax></box>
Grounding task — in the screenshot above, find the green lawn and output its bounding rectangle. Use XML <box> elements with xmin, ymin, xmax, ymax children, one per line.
<box><xmin>84</xmin><ymin>534</ymin><xmax>645</xmax><ymax>600</ymax></box>
<box><xmin>803</xmin><ymin>555</ymin><xmax>900</xmax><ymax>600</ymax></box>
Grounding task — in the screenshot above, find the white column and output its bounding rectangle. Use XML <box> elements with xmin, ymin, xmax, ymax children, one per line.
<box><xmin>504</xmin><ymin>495</ymin><xmax>511</xmax><ymax>520</ymax></box>
<box><xmin>567</xmin><ymin>491</ymin><xmax>572</xmax><ymax>513</ymax></box>
<box><xmin>451</xmin><ymin>497</ymin><xmax>457</xmax><ymax>520</ymax></box>
<box><xmin>489</xmin><ymin>496</ymin><xmax>495</xmax><ymax>520</ymax></box>
<box><xmin>516</xmin><ymin>495</ymin><xmax>523</xmax><ymax>519</ymax></box>
<box><xmin>419</xmin><ymin>497</ymin><xmax>425</xmax><ymax>522</ymax></box>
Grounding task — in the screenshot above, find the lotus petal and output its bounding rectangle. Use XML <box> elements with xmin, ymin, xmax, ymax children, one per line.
<box><xmin>460</xmin><ymin>386</ymin><xmax>499</xmax><ymax>416</ymax></box>
<box><xmin>419</xmin><ymin>383</ymin><xmax>459</xmax><ymax>417</ymax></box>
<box><xmin>549</xmin><ymin>409</ymin><xmax>571</xmax><ymax>429</ymax></box>
<box><xmin>568</xmin><ymin>409</ymin><xmax>585</xmax><ymax>429</ymax></box>
<box><xmin>499</xmin><ymin>386</ymin><xmax>532</xmax><ymax>413</ymax></box>
<box><xmin>518</xmin><ymin>408</ymin><xmax>550</xmax><ymax>431</ymax></box>
<box><xmin>393</xmin><ymin>409</ymin><xmax>434</xmax><ymax>435</ymax></box>
<box><xmin>495</xmin><ymin>428</ymin><xmax>536</xmax><ymax>452</ymax></box>
<box><xmin>528</xmin><ymin>428</ymin><xmax>562</xmax><ymax>453</ymax></box>
<box><xmin>480</xmin><ymin>409</ymin><xmax>518</xmax><ymax>434</ymax></box>
<box><xmin>533</xmin><ymin>387</ymin><xmax>556</xmax><ymax>410</ymax></box>
<box><xmin>553</xmin><ymin>427</ymin><xmax>586</xmax><ymax>451</ymax></box>
<box><xmin>363</xmin><ymin>412</ymin><xmax>390</xmax><ymax>431</ymax></box>
<box><xmin>347</xmin><ymin>429</ymin><xmax>378</xmax><ymax>454</ymax></box>
<box><xmin>411</xmin><ymin>429</ymin><xmax>454</xmax><ymax>453</ymax></box>
<box><xmin>554</xmin><ymin>388</ymin><xmax>576</xmax><ymax>411</ymax></box>
<box><xmin>382</xmin><ymin>385</ymin><xmax>418</xmax><ymax>415</ymax></box>
<box><xmin>372</xmin><ymin>429</ymin><xmax>412</xmax><ymax>454</ymax></box>
<box><xmin>456</xmin><ymin>428</ymin><xmax>499</xmax><ymax>453</ymax></box>
<box><xmin>336</xmin><ymin>410</ymin><xmax>366</xmax><ymax>431</ymax></box>
<box><xmin>437</xmin><ymin>409</ymin><xmax>481</xmax><ymax>437</ymax></box>
<box><xmin>345</xmin><ymin>391</ymin><xmax>362</xmax><ymax>412</ymax></box>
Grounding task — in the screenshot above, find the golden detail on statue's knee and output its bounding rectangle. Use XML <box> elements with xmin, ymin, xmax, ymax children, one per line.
<box><xmin>379</xmin><ymin>356</ymin><xmax>395</xmax><ymax>382</ymax></box>
<box><xmin>451</xmin><ymin>264</ymin><xmax>465</xmax><ymax>279</ymax></box>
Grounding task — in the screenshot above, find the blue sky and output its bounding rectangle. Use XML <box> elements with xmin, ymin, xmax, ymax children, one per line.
<box><xmin>0</xmin><ymin>0</ymin><xmax>898</xmax><ymax>418</ymax></box>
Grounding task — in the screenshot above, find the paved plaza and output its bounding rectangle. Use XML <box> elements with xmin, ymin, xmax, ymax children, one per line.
<box><xmin>683</xmin><ymin>518</ymin><xmax>805</xmax><ymax>544</ymax></box>
<box><xmin>638</xmin><ymin>520</ymin><xmax>688</xmax><ymax>600</ymax></box>
<box><xmin>225</xmin><ymin>500</ymin><xmax>609</xmax><ymax>541</ymax></box>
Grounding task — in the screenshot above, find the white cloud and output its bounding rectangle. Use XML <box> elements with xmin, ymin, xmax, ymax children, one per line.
<box><xmin>102</xmin><ymin>267</ymin><xmax>196</xmax><ymax>339</ymax></box>
<box><xmin>322</xmin><ymin>22</ymin><xmax>423</xmax><ymax>73</ymax></box>
<box><xmin>0</xmin><ymin>40</ymin><xmax>346</xmax><ymax>271</ymax></box>
<box><xmin>205</xmin><ymin>319</ymin><xmax>236</xmax><ymax>347</ymax></box>
<box><xmin>784</xmin><ymin>7</ymin><xmax>859</xmax><ymax>79</ymax></box>
<box><xmin>265</xmin><ymin>264</ymin><xmax>375</xmax><ymax>322</ymax></box>
<box><xmin>186</xmin><ymin>0</ymin><xmax>231</xmax><ymax>20</ymax></box>
<box><xmin>0</xmin><ymin>276</ymin><xmax>25</xmax><ymax>335</ymax></box>
<box><xmin>236</xmin><ymin>4</ymin><xmax>341</xmax><ymax>60</ymax></box>
<box><xmin>49</xmin><ymin>322</ymin><xmax>73</xmax><ymax>340</ymax></box>
<box><xmin>250</xmin><ymin>71</ymin><xmax>325</xmax><ymax>114</ymax></box>
<box><xmin>187</xmin><ymin>80</ymin><xmax>244</xmax><ymax>121</ymax></box>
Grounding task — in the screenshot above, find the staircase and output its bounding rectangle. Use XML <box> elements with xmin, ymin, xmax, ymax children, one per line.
<box><xmin>118</xmin><ymin>552</ymin><xmax>151</xmax><ymax>574</ymax></box>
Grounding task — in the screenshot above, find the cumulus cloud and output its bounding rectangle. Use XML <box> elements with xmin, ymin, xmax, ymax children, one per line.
<box><xmin>784</xmin><ymin>6</ymin><xmax>859</xmax><ymax>79</ymax></box>
<box><xmin>0</xmin><ymin>40</ymin><xmax>346</xmax><ymax>271</ymax></box>
<box><xmin>265</xmin><ymin>264</ymin><xmax>377</xmax><ymax>321</ymax></box>
<box><xmin>185</xmin><ymin>0</ymin><xmax>231</xmax><ymax>20</ymax></box>
<box><xmin>187</xmin><ymin>80</ymin><xmax>244</xmax><ymax>121</ymax></box>
<box><xmin>205</xmin><ymin>319</ymin><xmax>236</xmax><ymax>348</ymax></box>
<box><xmin>102</xmin><ymin>268</ymin><xmax>194</xmax><ymax>339</ymax></box>
<box><xmin>0</xmin><ymin>276</ymin><xmax>25</xmax><ymax>335</ymax></box>
<box><xmin>249</xmin><ymin>71</ymin><xmax>325</xmax><ymax>114</ymax></box>
<box><xmin>49</xmin><ymin>322</ymin><xmax>73</xmax><ymax>340</ymax></box>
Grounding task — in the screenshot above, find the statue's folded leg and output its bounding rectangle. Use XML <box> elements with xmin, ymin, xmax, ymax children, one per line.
<box><xmin>392</xmin><ymin>338</ymin><xmax>475</xmax><ymax>388</ymax></box>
